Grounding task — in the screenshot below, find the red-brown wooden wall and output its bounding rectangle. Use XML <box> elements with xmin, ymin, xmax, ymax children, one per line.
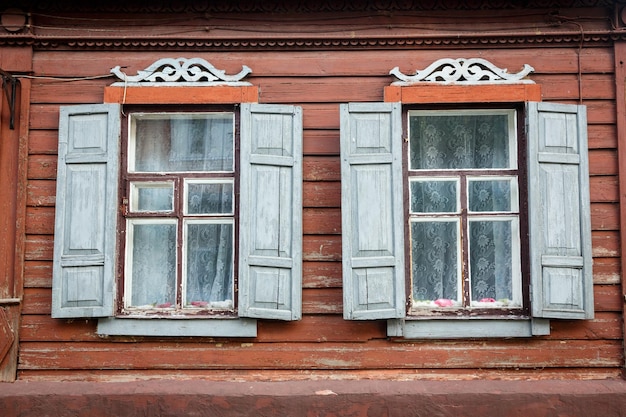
<box><xmin>3</xmin><ymin>2</ymin><xmax>623</xmax><ymax>381</ymax></box>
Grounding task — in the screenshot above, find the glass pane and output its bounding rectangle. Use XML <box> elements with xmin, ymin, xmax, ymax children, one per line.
<box><xmin>469</xmin><ymin>220</ymin><xmax>518</xmax><ymax>306</ymax></box>
<box><xmin>410</xmin><ymin>180</ymin><xmax>457</xmax><ymax>213</ymax></box>
<box><xmin>130</xmin><ymin>182</ymin><xmax>174</xmax><ymax>212</ymax></box>
<box><xmin>411</xmin><ymin>221</ymin><xmax>460</xmax><ymax>307</ymax></box>
<box><xmin>468</xmin><ymin>179</ymin><xmax>513</xmax><ymax>212</ymax></box>
<box><xmin>409</xmin><ymin>112</ymin><xmax>512</xmax><ymax>170</ymax></box>
<box><xmin>129</xmin><ymin>222</ymin><xmax>176</xmax><ymax>308</ymax></box>
<box><xmin>186</xmin><ymin>181</ymin><xmax>234</xmax><ymax>215</ymax></box>
<box><xmin>132</xmin><ymin>113</ymin><xmax>234</xmax><ymax>172</ymax></box>
<box><xmin>185</xmin><ymin>222</ymin><xmax>234</xmax><ymax>308</ymax></box>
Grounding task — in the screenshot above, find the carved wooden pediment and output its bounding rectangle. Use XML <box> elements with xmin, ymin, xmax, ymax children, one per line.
<box><xmin>390</xmin><ymin>58</ymin><xmax>535</xmax><ymax>85</ymax></box>
<box><xmin>110</xmin><ymin>57</ymin><xmax>252</xmax><ymax>86</ymax></box>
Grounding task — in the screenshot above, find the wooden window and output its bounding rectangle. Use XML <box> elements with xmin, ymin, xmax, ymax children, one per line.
<box><xmin>407</xmin><ymin>109</ymin><xmax>524</xmax><ymax>314</ymax></box>
<box><xmin>121</xmin><ymin>110</ymin><xmax>237</xmax><ymax>314</ymax></box>
<box><xmin>51</xmin><ymin>102</ymin><xmax>303</xmax><ymax>336</ymax></box>
<box><xmin>340</xmin><ymin>100</ymin><xmax>594</xmax><ymax>336</ymax></box>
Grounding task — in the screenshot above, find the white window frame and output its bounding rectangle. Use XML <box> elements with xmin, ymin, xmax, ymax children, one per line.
<box><xmin>406</xmin><ymin>108</ymin><xmax>523</xmax><ymax>314</ymax></box>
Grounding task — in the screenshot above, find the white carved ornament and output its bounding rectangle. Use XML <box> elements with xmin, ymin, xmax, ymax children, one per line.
<box><xmin>110</xmin><ymin>57</ymin><xmax>252</xmax><ymax>86</ymax></box>
<box><xmin>390</xmin><ymin>58</ymin><xmax>534</xmax><ymax>85</ymax></box>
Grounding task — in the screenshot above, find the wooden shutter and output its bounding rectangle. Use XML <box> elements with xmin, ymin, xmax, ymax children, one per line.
<box><xmin>527</xmin><ymin>102</ymin><xmax>593</xmax><ymax>319</ymax></box>
<box><xmin>239</xmin><ymin>103</ymin><xmax>303</xmax><ymax>320</ymax></box>
<box><xmin>340</xmin><ymin>102</ymin><xmax>406</xmax><ymax>320</ymax></box>
<box><xmin>52</xmin><ymin>104</ymin><xmax>121</xmax><ymax>318</ymax></box>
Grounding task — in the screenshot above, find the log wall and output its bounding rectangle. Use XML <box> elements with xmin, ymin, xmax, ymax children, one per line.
<box><xmin>10</xmin><ymin>3</ymin><xmax>625</xmax><ymax>381</ymax></box>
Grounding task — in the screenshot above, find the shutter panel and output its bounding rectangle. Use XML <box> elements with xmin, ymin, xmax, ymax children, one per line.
<box><xmin>239</xmin><ymin>103</ymin><xmax>302</xmax><ymax>320</ymax></box>
<box><xmin>52</xmin><ymin>104</ymin><xmax>121</xmax><ymax>318</ymax></box>
<box><xmin>340</xmin><ymin>102</ymin><xmax>405</xmax><ymax>320</ymax></box>
<box><xmin>527</xmin><ymin>102</ymin><xmax>593</xmax><ymax>319</ymax></box>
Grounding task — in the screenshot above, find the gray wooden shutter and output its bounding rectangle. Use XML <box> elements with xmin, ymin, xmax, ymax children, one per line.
<box><xmin>340</xmin><ymin>102</ymin><xmax>405</xmax><ymax>320</ymax></box>
<box><xmin>527</xmin><ymin>102</ymin><xmax>593</xmax><ymax>319</ymax></box>
<box><xmin>239</xmin><ymin>103</ymin><xmax>302</xmax><ymax>320</ymax></box>
<box><xmin>52</xmin><ymin>103</ymin><xmax>121</xmax><ymax>318</ymax></box>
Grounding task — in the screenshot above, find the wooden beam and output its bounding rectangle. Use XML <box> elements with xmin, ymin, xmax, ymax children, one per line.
<box><xmin>613</xmin><ymin>41</ymin><xmax>626</xmax><ymax>371</ymax></box>
<box><xmin>103</xmin><ymin>86</ymin><xmax>259</xmax><ymax>104</ymax></box>
<box><xmin>384</xmin><ymin>84</ymin><xmax>541</xmax><ymax>103</ymax></box>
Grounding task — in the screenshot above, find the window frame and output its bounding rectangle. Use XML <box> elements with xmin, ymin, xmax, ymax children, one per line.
<box><xmin>52</xmin><ymin>78</ymin><xmax>304</xmax><ymax>337</ymax></box>
<box><xmin>402</xmin><ymin>104</ymin><xmax>531</xmax><ymax>318</ymax></box>
<box><xmin>117</xmin><ymin>105</ymin><xmax>241</xmax><ymax>317</ymax></box>
<box><xmin>340</xmin><ymin>81</ymin><xmax>592</xmax><ymax>338</ymax></box>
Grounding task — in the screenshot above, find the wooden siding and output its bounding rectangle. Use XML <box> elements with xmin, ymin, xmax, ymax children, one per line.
<box><xmin>14</xmin><ymin>8</ymin><xmax>624</xmax><ymax>381</ymax></box>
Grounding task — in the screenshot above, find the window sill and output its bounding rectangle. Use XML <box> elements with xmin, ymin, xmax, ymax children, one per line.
<box><xmin>97</xmin><ymin>317</ymin><xmax>257</xmax><ymax>337</ymax></box>
<box><xmin>387</xmin><ymin>318</ymin><xmax>550</xmax><ymax>339</ymax></box>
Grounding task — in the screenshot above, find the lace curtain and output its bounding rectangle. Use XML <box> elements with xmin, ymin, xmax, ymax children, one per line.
<box><xmin>409</xmin><ymin>113</ymin><xmax>515</xmax><ymax>306</ymax></box>
<box><xmin>128</xmin><ymin>114</ymin><xmax>234</xmax><ymax>308</ymax></box>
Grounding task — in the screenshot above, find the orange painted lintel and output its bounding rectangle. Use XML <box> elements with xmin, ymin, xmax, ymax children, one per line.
<box><xmin>384</xmin><ymin>84</ymin><xmax>542</xmax><ymax>104</ymax></box>
<box><xmin>104</xmin><ymin>86</ymin><xmax>259</xmax><ymax>104</ymax></box>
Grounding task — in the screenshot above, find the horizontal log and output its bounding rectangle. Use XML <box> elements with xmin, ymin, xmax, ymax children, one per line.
<box><xmin>20</xmin><ymin>316</ymin><xmax>99</xmax><ymax>342</ymax></box>
<box><xmin>23</xmin><ymin>261</ymin><xmax>52</xmax><ymax>288</ymax></box>
<box><xmin>591</xmin><ymin>231</ymin><xmax>619</xmax><ymax>257</ymax></box>
<box><xmin>33</xmin><ymin>48</ymin><xmax>614</xmax><ymax>79</ymax></box>
<box><xmin>589</xmin><ymin>176</ymin><xmax>618</xmax><ymax>203</ymax></box>
<box><xmin>16</xmin><ymin>367</ymin><xmax>625</xmax><ymax>383</ymax></box>
<box><xmin>303</xmin><ymin>181</ymin><xmax>341</xmax><ymax>208</ymax></box>
<box><xmin>532</xmin><ymin>74</ymin><xmax>615</xmax><ymax>101</ymax></box>
<box><xmin>303</xmin><ymin>130</ymin><xmax>339</xmax><ymax>156</ymax></box>
<box><xmin>591</xmin><ymin>257</ymin><xmax>620</xmax><ymax>285</ymax></box>
<box><xmin>587</xmin><ymin>124</ymin><xmax>617</xmax><ymax>150</ymax></box>
<box><xmin>258</xmin><ymin>77</ymin><xmax>385</xmax><ymax>103</ymax></box>
<box><xmin>593</xmin><ymin>284</ymin><xmax>622</xmax><ymax>312</ymax></box>
<box><xmin>32</xmin><ymin>75</ymin><xmax>620</xmax><ymax>115</ymax></box>
<box><xmin>590</xmin><ymin>202</ymin><xmax>619</xmax><ymax>231</ymax></box>
<box><xmin>29</xmin><ymin>105</ymin><xmax>59</xmax><ymax>130</ymax></box>
<box><xmin>258</xmin><ymin>314</ymin><xmax>385</xmax><ymax>342</ymax></box>
<box><xmin>21</xmin><ymin>284</ymin><xmax>621</xmax><ymax>317</ymax></box>
<box><xmin>588</xmin><ymin>149</ymin><xmax>618</xmax><ymax>176</ymax></box>
<box><xmin>303</xmin><ymin>208</ymin><xmax>341</xmax><ymax>234</ymax></box>
<box><xmin>27</xmin><ymin>155</ymin><xmax>57</xmax><ymax>180</ymax></box>
<box><xmin>584</xmin><ymin>100</ymin><xmax>616</xmax><ymax>125</ymax></box>
<box><xmin>303</xmin><ymin>235</ymin><xmax>342</xmax><ymax>261</ymax></box>
<box><xmin>24</xmin><ymin>235</ymin><xmax>53</xmax><ymax>262</ymax></box>
<box><xmin>21</xmin><ymin>310</ymin><xmax>620</xmax><ymax>345</ymax></box>
<box><xmin>303</xmin><ymin>287</ymin><xmax>342</xmax><ymax>315</ymax></box>
<box><xmin>28</xmin><ymin>130</ymin><xmax>58</xmax><ymax>155</ymax></box>
<box><xmin>303</xmin><ymin>156</ymin><xmax>340</xmax><ymax>181</ymax></box>
<box><xmin>17</xmin><ymin>339</ymin><xmax>622</xmax><ymax>371</ymax></box>
<box><xmin>302</xmin><ymin>261</ymin><xmax>342</xmax><ymax>288</ymax></box>
<box><xmin>26</xmin><ymin>180</ymin><xmax>56</xmax><ymax>207</ymax></box>
<box><xmin>25</xmin><ymin>207</ymin><xmax>54</xmax><ymax>235</ymax></box>
<box><xmin>19</xmin><ymin>314</ymin><xmax>386</xmax><ymax>343</ymax></box>
<box><xmin>30</xmin><ymin>79</ymin><xmax>108</xmax><ymax>105</ymax></box>
<box><xmin>548</xmin><ymin>312</ymin><xmax>623</xmax><ymax>340</ymax></box>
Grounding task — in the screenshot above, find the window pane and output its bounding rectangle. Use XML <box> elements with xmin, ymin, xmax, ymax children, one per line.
<box><xmin>410</xmin><ymin>179</ymin><xmax>457</xmax><ymax>213</ymax></box>
<box><xmin>132</xmin><ymin>113</ymin><xmax>234</xmax><ymax>172</ymax></box>
<box><xmin>186</xmin><ymin>181</ymin><xmax>234</xmax><ymax>215</ymax></box>
<box><xmin>469</xmin><ymin>220</ymin><xmax>519</xmax><ymax>306</ymax></box>
<box><xmin>468</xmin><ymin>179</ymin><xmax>514</xmax><ymax>212</ymax></box>
<box><xmin>130</xmin><ymin>182</ymin><xmax>174</xmax><ymax>212</ymax></box>
<box><xmin>185</xmin><ymin>222</ymin><xmax>234</xmax><ymax>308</ymax></box>
<box><xmin>411</xmin><ymin>220</ymin><xmax>459</xmax><ymax>306</ymax></box>
<box><xmin>128</xmin><ymin>222</ymin><xmax>177</xmax><ymax>308</ymax></box>
<box><xmin>409</xmin><ymin>112</ymin><xmax>513</xmax><ymax>170</ymax></box>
